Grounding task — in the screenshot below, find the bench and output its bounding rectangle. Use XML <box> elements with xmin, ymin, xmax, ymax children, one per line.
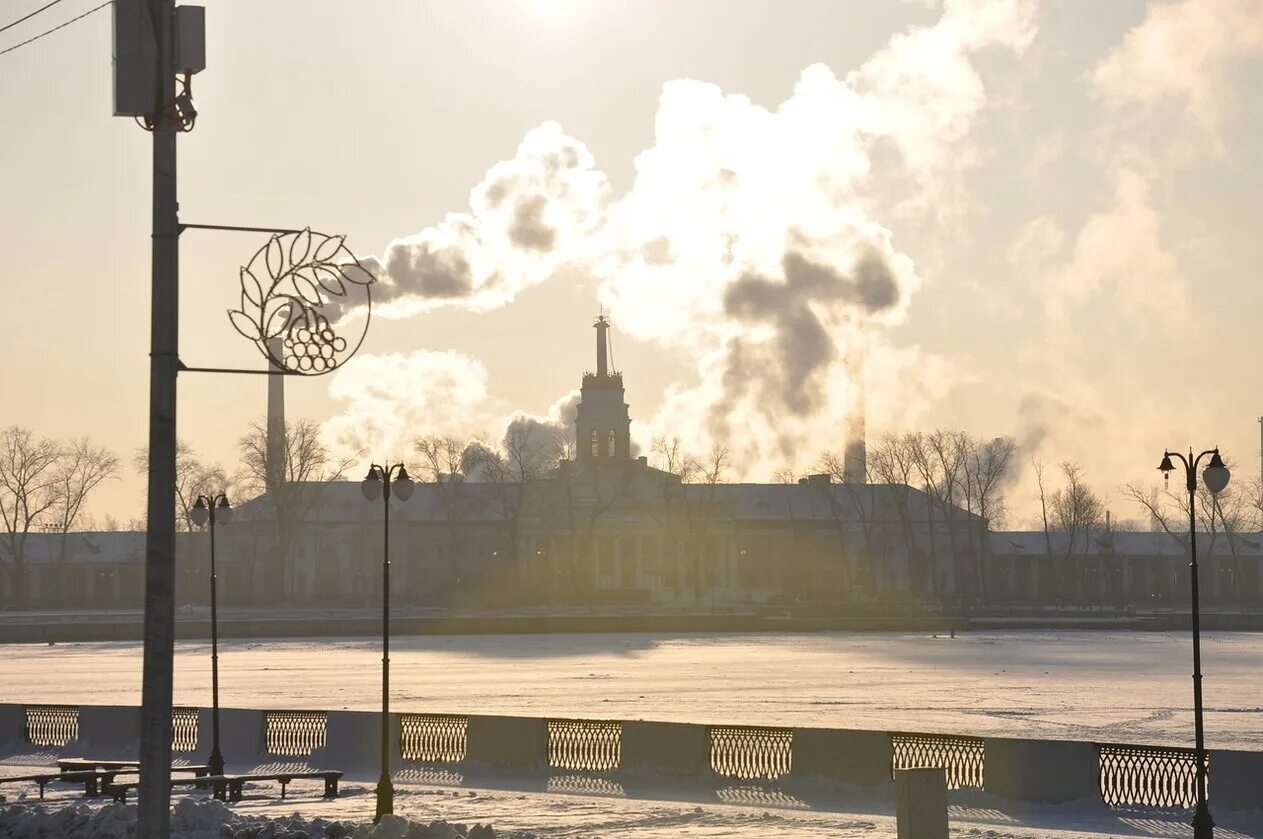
<box><xmin>107</xmin><ymin>770</ymin><xmax>342</xmax><ymax>803</ymax></box>
<box><xmin>0</xmin><ymin>770</ymin><xmax>102</xmax><ymax>800</ymax></box>
<box><xmin>52</xmin><ymin>761</ymin><xmax>209</xmax><ymax>796</ymax></box>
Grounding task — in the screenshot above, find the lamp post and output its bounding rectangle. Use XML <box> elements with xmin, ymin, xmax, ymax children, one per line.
<box><xmin>189</xmin><ymin>493</ymin><xmax>233</xmax><ymax>778</ymax></box>
<box><xmin>360</xmin><ymin>463</ymin><xmax>414</xmax><ymax>823</ymax></box>
<box><xmin>1158</xmin><ymin>447</ymin><xmax>1229</xmax><ymax>839</ymax></box>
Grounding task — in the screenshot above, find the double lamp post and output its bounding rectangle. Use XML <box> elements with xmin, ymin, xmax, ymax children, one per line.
<box><xmin>1157</xmin><ymin>447</ymin><xmax>1229</xmax><ymax>839</ymax></box>
<box><xmin>189</xmin><ymin>493</ymin><xmax>233</xmax><ymax>779</ymax></box>
<box><xmin>360</xmin><ymin>463</ymin><xmax>414</xmax><ymax>823</ymax></box>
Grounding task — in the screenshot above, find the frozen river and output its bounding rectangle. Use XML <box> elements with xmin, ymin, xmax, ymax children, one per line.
<box><xmin>3</xmin><ymin>629</ymin><xmax>1261</xmax><ymax>749</ymax></box>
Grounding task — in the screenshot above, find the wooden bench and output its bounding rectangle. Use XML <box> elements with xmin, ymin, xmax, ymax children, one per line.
<box><xmin>58</xmin><ymin>759</ymin><xmax>210</xmax><ymax>778</ymax></box>
<box><xmin>107</xmin><ymin>770</ymin><xmax>342</xmax><ymax>803</ymax></box>
<box><xmin>53</xmin><ymin>761</ymin><xmax>210</xmax><ymax>796</ymax></box>
<box><xmin>0</xmin><ymin>770</ymin><xmax>102</xmax><ymax>800</ymax></box>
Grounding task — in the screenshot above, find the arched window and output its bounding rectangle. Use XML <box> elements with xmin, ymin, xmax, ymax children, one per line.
<box><xmin>590</xmin><ymin>429</ymin><xmax>599</xmax><ymax>456</ymax></box>
<box><xmin>608</xmin><ymin>430</ymin><xmax>616</xmax><ymax>457</ymax></box>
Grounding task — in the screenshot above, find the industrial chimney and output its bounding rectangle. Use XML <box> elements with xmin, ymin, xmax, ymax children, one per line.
<box><xmin>842</xmin><ymin>342</ymin><xmax>867</xmax><ymax>484</ymax></box>
<box><xmin>266</xmin><ymin>336</ymin><xmax>286</xmax><ymax>493</ymax></box>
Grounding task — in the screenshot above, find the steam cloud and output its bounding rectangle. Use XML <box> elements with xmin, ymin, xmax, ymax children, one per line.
<box><xmin>334</xmin><ymin>0</ymin><xmax>1037</xmax><ymax>477</ymax></box>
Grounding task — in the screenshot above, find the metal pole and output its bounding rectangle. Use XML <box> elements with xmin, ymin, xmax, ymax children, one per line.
<box><xmin>376</xmin><ymin>471</ymin><xmax>393</xmax><ymax>821</ymax></box>
<box><xmin>208</xmin><ymin>505</ymin><xmax>224</xmax><ymax>778</ymax></box>
<box><xmin>138</xmin><ymin>0</ymin><xmax>178</xmax><ymax>832</ymax></box>
<box><xmin>1187</xmin><ymin>454</ymin><xmax>1214</xmax><ymax>838</ymax></box>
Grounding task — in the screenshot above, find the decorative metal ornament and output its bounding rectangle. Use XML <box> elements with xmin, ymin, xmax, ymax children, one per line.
<box><xmin>227</xmin><ymin>228</ymin><xmax>374</xmax><ymax>375</ymax></box>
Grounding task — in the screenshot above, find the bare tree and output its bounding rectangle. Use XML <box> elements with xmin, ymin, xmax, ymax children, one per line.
<box><xmin>238</xmin><ymin>418</ymin><xmax>354</xmax><ymax>599</ymax></box>
<box><xmin>465</xmin><ymin>422</ymin><xmax>560</xmax><ymax>594</ymax></box>
<box><xmin>870</xmin><ymin>432</ymin><xmax>924</xmax><ymax>594</ymax></box>
<box><xmin>910</xmin><ymin>430</ymin><xmax>969</xmax><ymax>599</ymax></box>
<box><xmin>960</xmin><ymin>435</ymin><xmax>1017</xmax><ymax>602</ymax></box>
<box><xmin>1121</xmin><ymin>458</ymin><xmax>1251</xmax><ymax>558</ymax></box>
<box><xmin>135</xmin><ymin>440</ymin><xmax>226</xmax><ymax>533</ymax></box>
<box><xmin>650</xmin><ymin>439</ymin><xmax>729</xmax><ymax>604</ymax></box>
<box><xmin>0</xmin><ymin>427</ymin><xmax>63</xmax><ymax>604</ymax></box>
<box><xmin>1033</xmin><ymin>457</ymin><xmax>1054</xmax><ymax>560</ymax></box>
<box><xmin>49</xmin><ymin>438</ymin><xmax>121</xmax><ymax>565</ymax></box>
<box><xmin>415</xmin><ymin>434</ymin><xmax>476</xmax><ymax>596</ymax></box>
<box><xmin>1049</xmin><ymin>462</ymin><xmax>1105</xmax><ymax>551</ymax></box>
<box><xmin>814</xmin><ymin>451</ymin><xmax>863</xmax><ymax>594</ymax></box>
<box><xmin>771</xmin><ymin>466</ymin><xmax>798</xmax><ymax>484</ymax></box>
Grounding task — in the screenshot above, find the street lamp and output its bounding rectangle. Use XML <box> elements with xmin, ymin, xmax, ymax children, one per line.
<box><xmin>189</xmin><ymin>493</ymin><xmax>233</xmax><ymax>779</ymax></box>
<box><xmin>1158</xmin><ymin>447</ymin><xmax>1229</xmax><ymax>839</ymax></box>
<box><xmin>360</xmin><ymin>463</ymin><xmax>414</xmax><ymax>823</ymax></box>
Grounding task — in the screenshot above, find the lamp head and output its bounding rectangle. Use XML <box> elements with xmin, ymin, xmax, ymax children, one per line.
<box><xmin>215</xmin><ymin>496</ymin><xmax>233</xmax><ymax>525</ymax></box>
<box><xmin>360</xmin><ymin>465</ymin><xmax>383</xmax><ymax>501</ymax></box>
<box><xmin>189</xmin><ymin>496</ymin><xmax>209</xmax><ymax>527</ymax></box>
<box><xmin>392</xmin><ymin>465</ymin><xmax>415</xmax><ymax>501</ymax></box>
<box><xmin>1158</xmin><ymin>452</ymin><xmax>1175</xmax><ymax>484</ymax></box>
<box><xmin>1203</xmin><ymin>449</ymin><xmax>1230</xmax><ymax>495</ymax></box>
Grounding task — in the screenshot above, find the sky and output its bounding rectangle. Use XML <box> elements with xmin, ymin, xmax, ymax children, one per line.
<box><xmin>1</xmin><ymin>0</ymin><xmax>1261</xmax><ymax>529</ymax></box>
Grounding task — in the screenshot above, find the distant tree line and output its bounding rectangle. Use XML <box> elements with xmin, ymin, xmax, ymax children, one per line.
<box><xmin>0</xmin><ymin>426</ymin><xmax>121</xmax><ymax>603</ymax></box>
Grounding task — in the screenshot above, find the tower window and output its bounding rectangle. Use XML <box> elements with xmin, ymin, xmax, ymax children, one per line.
<box><xmin>608</xmin><ymin>430</ymin><xmax>616</xmax><ymax>457</ymax></box>
<box><xmin>591</xmin><ymin>430</ymin><xmax>599</xmax><ymax>457</ymax></box>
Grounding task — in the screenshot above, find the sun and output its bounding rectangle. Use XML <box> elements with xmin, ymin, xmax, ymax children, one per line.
<box><xmin>527</xmin><ymin>0</ymin><xmax>583</xmax><ymax>19</ymax></box>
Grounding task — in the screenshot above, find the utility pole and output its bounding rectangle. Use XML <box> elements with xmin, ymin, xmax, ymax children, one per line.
<box><xmin>137</xmin><ymin>0</ymin><xmax>179</xmax><ymax>833</ymax></box>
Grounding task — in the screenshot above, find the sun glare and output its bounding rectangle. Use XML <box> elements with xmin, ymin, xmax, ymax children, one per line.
<box><xmin>528</xmin><ymin>0</ymin><xmax>582</xmax><ymax>19</ymax></box>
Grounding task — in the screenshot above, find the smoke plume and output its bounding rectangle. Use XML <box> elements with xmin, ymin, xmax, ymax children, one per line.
<box><xmin>333</xmin><ymin>0</ymin><xmax>1037</xmax><ymax>477</ymax></box>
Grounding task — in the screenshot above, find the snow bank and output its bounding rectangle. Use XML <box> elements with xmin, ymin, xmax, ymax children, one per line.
<box><xmin>0</xmin><ymin>798</ymin><xmax>528</xmax><ymax>839</ymax></box>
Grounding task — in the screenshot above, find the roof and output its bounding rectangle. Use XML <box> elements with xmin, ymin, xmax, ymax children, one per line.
<box><xmin>989</xmin><ymin>530</ymin><xmax>1263</xmax><ymax>557</ymax></box>
<box><xmin>1</xmin><ymin>531</ymin><xmax>146</xmax><ymax>565</ymax></box>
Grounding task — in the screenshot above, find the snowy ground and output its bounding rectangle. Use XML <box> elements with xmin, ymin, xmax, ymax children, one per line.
<box><xmin>2</xmin><ymin>630</ymin><xmax>1261</xmax><ymax>748</ymax></box>
<box><xmin>1</xmin><ymin>763</ymin><xmax>1261</xmax><ymax>838</ymax></box>
<box><xmin>3</xmin><ymin>630</ymin><xmax>1263</xmax><ymax>837</ymax></box>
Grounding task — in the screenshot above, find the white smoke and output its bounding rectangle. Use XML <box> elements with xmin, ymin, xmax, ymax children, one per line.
<box><xmin>333</xmin><ymin>0</ymin><xmax>1037</xmax><ymax>477</ymax></box>
<box><xmin>323</xmin><ymin>350</ymin><xmax>503</xmax><ymax>460</ymax></box>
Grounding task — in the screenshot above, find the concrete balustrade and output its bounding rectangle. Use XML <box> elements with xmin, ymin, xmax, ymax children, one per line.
<box><xmin>1208</xmin><ymin>749</ymin><xmax>1263</xmax><ymax>812</ymax></box>
<box><xmin>466</xmin><ymin>714</ymin><xmax>548</xmax><ymax>770</ymax></box>
<box><xmin>211</xmin><ymin>708</ymin><xmax>265</xmax><ymax>767</ymax></box>
<box><xmin>4</xmin><ymin>700</ymin><xmax>1263</xmax><ymax>818</ymax></box>
<box><xmin>315</xmin><ymin>710</ymin><xmax>400</xmax><ymax>774</ymax></box>
<box><xmin>76</xmin><ymin>705</ymin><xmax>139</xmax><ymax>757</ymax></box>
<box><xmin>983</xmin><ymin>737</ymin><xmax>1097</xmax><ymax>803</ymax></box>
<box><xmin>620</xmin><ymin>720</ymin><xmax>710</xmax><ymax>778</ymax></box>
<box><xmin>792</xmin><ymin>727</ymin><xmax>892</xmax><ymax>784</ymax></box>
<box><xmin>0</xmin><ymin>704</ymin><xmax>24</xmax><ymax>749</ymax></box>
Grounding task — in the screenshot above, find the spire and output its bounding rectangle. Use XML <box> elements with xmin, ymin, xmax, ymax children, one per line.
<box><xmin>594</xmin><ymin>313</ymin><xmax>610</xmax><ymax>377</ymax></box>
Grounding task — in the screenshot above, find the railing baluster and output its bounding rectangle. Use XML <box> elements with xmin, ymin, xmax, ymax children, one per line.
<box><xmin>1097</xmin><ymin>743</ymin><xmax>1203</xmax><ymax>810</ymax></box>
<box><xmin>890</xmin><ymin>733</ymin><xmax>985</xmax><ymax>789</ymax></box>
<box><xmin>708</xmin><ymin>726</ymin><xmax>793</xmax><ymax>781</ymax></box>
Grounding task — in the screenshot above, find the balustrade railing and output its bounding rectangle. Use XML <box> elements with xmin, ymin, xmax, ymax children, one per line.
<box><xmin>400</xmin><ymin>713</ymin><xmax>468</xmax><ymax>764</ymax></box>
<box><xmin>264</xmin><ymin>710</ymin><xmax>326</xmax><ymax>757</ymax></box>
<box><xmin>171</xmin><ymin>706</ymin><xmax>199</xmax><ymax>753</ymax></box>
<box><xmin>10</xmin><ymin>700</ymin><xmax>1252</xmax><ymax>819</ymax></box>
<box><xmin>1097</xmin><ymin>743</ymin><xmax>1203</xmax><ymax>809</ymax></box>
<box><xmin>24</xmin><ymin>704</ymin><xmax>78</xmax><ymax>747</ymax></box>
<box><xmin>547</xmin><ymin>719</ymin><xmax>621</xmax><ymax>773</ymax></box>
<box><xmin>891</xmin><ymin>732</ymin><xmax>985</xmax><ymax>789</ymax></box>
<box><xmin>709</xmin><ymin>725</ymin><xmax>793</xmax><ymax>781</ymax></box>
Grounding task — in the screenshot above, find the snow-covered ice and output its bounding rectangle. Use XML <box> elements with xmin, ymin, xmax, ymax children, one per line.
<box><xmin>1</xmin><ymin>630</ymin><xmax>1261</xmax><ymax>748</ymax></box>
<box><xmin>4</xmin><ymin>629</ymin><xmax>1263</xmax><ymax>837</ymax></box>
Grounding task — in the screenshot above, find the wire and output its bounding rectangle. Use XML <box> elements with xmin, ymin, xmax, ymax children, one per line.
<box><xmin>0</xmin><ymin>0</ymin><xmax>71</xmax><ymax>35</ymax></box>
<box><xmin>0</xmin><ymin>0</ymin><xmax>112</xmax><ymax>58</ymax></box>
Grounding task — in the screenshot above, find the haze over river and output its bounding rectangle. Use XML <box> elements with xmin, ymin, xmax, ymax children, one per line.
<box><xmin>4</xmin><ymin>630</ymin><xmax>1261</xmax><ymax>749</ymax></box>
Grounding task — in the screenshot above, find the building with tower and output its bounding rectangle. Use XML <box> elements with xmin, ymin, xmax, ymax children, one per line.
<box><xmin>19</xmin><ymin>317</ymin><xmax>1263</xmax><ymax>613</ymax></box>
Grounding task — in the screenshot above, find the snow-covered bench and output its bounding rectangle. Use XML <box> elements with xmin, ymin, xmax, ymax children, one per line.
<box><xmin>106</xmin><ymin>770</ymin><xmax>342</xmax><ymax>803</ymax></box>
<box><xmin>0</xmin><ymin>769</ymin><xmax>103</xmax><ymax>799</ymax></box>
<box><xmin>54</xmin><ymin>759</ymin><xmax>211</xmax><ymax>795</ymax></box>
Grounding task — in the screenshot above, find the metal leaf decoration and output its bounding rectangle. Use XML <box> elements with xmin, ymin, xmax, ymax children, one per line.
<box><xmin>227</xmin><ymin>228</ymin><xmax>374</xmax><ymax>375</ymax></box>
